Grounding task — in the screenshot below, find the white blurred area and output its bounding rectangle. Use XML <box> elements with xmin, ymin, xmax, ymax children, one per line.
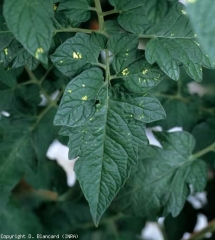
<box><xmin>46</xmin><ymin>140</ymin><xmax>76</xmax><ymax>186</ymax></box>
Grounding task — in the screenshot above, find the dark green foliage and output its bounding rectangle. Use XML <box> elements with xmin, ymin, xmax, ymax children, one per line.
<box><xmin>0</xmin><ymin>0</ymin><xmax>215</xmax><ymax>239</ymax></box>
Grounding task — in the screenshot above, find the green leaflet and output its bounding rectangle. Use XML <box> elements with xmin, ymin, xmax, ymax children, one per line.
<box><xmin>0</xmin><ymin>203</ymin><xmax>42</xmax><ymax>234</ymax></box>
<box><xmin>118</xmin><ymin>58</ymin><xmax>165</xmax><ymax>93</ymax></box>
<box><xmin>145</xmin><ymin>38</ymin><xmax>214</xmax><ymax>81</ymax></box>
<box><xmin>54</xmin><ymin>68</ymin><xmax>105</xmax><ymax>127</ymax></box>
<box><xmin>0</xmin><ymin>14</ymin><xmax>14</xmax><ymax>52</ymax></box>
<box><xmin>0</xmin><ymin>37</ymin><xmax>39</xmax><ymax>70</ymax></box>
<box><xmin>112</xmin><ymin>131</ymin><xmax>207</xmax><ymax>219</ymax></box>
<box><xmin>51</xmin><ymin>33</ymin><xmax>107</xmax><ymax>77</ymax></box>
<box><xmin>56</xmin><ymin>75</ymin><xmax>165</xmax><ymax>225</ymax></box>
<box><xmin>3</xmin><ymin>0</ymin><xmax>54</xmax><ymax>63</ymax></box>
<box><xmin>187</xmin><ymin>0</ymin><xmax>215</xmax><ymax>62</ymax></box>
<box><xmin>107</xmin><ymin>33</ymin><xmax>139</xmax><ymax>74</ymax></box>
<box><xmin>144</xmin><ymin>3</ymin><xmax>215</xmax><ymax>81</ymax></box>
<box><xmin>107</xmin><ymin>33</ymin><xmax>138</xmax><ymax>57</ymax></box>
<box><xmin>12</xmin><ymin>48</ymin><xmax>39</xmax><ymax>71</ymax></box>
<box><xmin>104</xmin><ymin>20</ymin><xmax>122</xmax><ymax>36</ymax></box>
<box><xmin>0</xmin><ymin>108</ymin><xmax>58</xmax><ymax>211</ymax></box>
<box><xmin>155</xmin><ymin>99</ymin><xmax>199</xmax><ymax>131</ymax></box>
<box><xmin>107</xmin><ymin>33</ymin><xmax>165</xmax><ymax>92</ymax></box>
<box><xmin>57</xmin><ymin>0</ymin><xmax>92</xmax><ymax>23</ymax></box>
<box><xmin>113</xmin><ymin>2</ymin><xmax>214</xmax><ymax>81</ymax></box>
<box><xmin>0</xmin><ymin>66</ymin><xmax>16</xmax><ymax>87</ymax></box>
<box><xmin>0</xmin><ymin>39</ymin><xmax>18</xmax><ymax>69</ymax></box>
<box><xmin>113</xmin><ymin>0</ymin><xmax>177</xmax><ymax>34</ymax></box>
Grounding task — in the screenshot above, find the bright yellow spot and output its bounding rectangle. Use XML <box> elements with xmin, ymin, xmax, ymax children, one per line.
<box><xmin>35</xmin><ymin>47</ymin><xmax>44</xmax><ymax>59</ymax></box>
<box><xmin>138</xmin><ymin>78</ymin><xmax>141</xmax><ymax>82</ymax></box>
<box><xmin>130</xmin><ymin>114</ymin><xmax>133</xmax><ymax>117</ymax></box>
<box><xmin>171</xmin><ymin>33</ymin><xmax>175</xmax><ymax>36</ymax></box>
<box><xmin>194</xmin><ymin>34</ymin><xmax>197</xmax><ymax>37</ymax></box>
<box><xmin>142</xmin><ymin>69</ymin><xmax>148</xmax><ymax>75</ymax></box>
<box><xmin>82</xmin><ymin>96</ymin><xmax>88</xmax><ymax>101</ymax></box>
<box><xmin>73</xmin><ymin>52</ymin><xmax>82</xmax><ymax>59</ymax></box>
<box><xmin>181</xmin><ymin>10</ymin><xmax>187</xmax><ymax>14</ymax></box>
<box><xmin>67</xmin><ymin>89</ymin><xmax>72</xmax><ymax>93</ymax></box>
<box><xmin>122</xmin><ymin>68</ymin><xmax>130</xmax><ymax>76</ymax></box>
<box><xmin>82</xmin><ymin>84</ymin><xmax>85</xmax><ymax>87</ymax></box>
<box><xmin>4</xmin><ymin>48</ymin><xmax>8</xmax><ymax>55</ymax></box>
<box><xmin>60</xmin><ymin>60</ymin><xmax>63</xmax><ymax>63</ymax></box>
<box><xmin>53</xmin><ymin>4</ymin><xmax>57</xmax><ymax>11</ymax></box>
<box><xmin>186</xmin><ymin>0</ymin><xmax>196</xmax><ymax>3</ymax></box>
<box><xmin>125</xmin><ymin>53</ymin><xmax>129</xmax><ymax>56</ymax></box>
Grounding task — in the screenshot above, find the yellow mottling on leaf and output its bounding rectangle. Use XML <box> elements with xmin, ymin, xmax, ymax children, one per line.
<box><xmin>82</xmin><ymin>96</ymin><xmax>88</xmax><ymax>101</ymax></box>
<box><xmin>73</xmin><ymin>52</ymin><xmax>82</xmax><ymax>59</ymax></box>
<box><xmin>142</xmin><ymin>69</ymin><xmax>148</xmax><ymax>75</ymax></box>
<box><xmin>186</xmin><ymin>0</ymin><xmax>196</xmax><ymax>3</ymax></box>
<box><xmin>122</xmin><ymin>68</ymin><xmax>130</xmax><ymax>76</ymax></box>
<box><xmin>53</xmin><ymin>4</ymin><xmax>57</xmax><ymax>11</ymax></box>
<box><xmin>4</xmin><ymin>48</ymin><xmax>8</xmax><ymax>55</ymax></box>
<box><xmin>35</xmin><ymin>47</ymin><xmax>44</xmax><ymax>59</ymax></box>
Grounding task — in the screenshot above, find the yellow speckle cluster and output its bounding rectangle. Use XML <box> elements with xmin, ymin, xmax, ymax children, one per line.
<box><xmin>53</xmin><ymin>4</ymin><xmax>57</xmax><ymax>11</ymax></box>
<box><xmin>4</xmin><ymin>48</ymin><xmax>8</xmax><ymax>56</ymax></box>
<box><xmin>73</xmin><ymin>52</ymin><xmax>82</xmax><ymax>59</ymax></box>
<box><xmin>122</xmin><ymin>68</ymin><xmax>130</xmax><ymax>76</ymax></box>
<box><xmin>142</xmin><ymin>69</ymin><xmax>148</xmax><ymax>75</ymax></box>
<box><xmin>82</xmin><ymin>96</ymin><xmax>88</xmax><ymax>101</ymax></box>
<box><xmin>35</xmin><ymin>47</ymin><xmax>44</xmax><ymax>59</ymax></box>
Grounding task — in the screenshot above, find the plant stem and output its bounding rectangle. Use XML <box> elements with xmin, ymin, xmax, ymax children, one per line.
<box><xmin>138</xmin><ymin>34</ymin><xmax>155</xmax><ymax>39</ymax></box>
<box><xmin>94</xmin><ymin>0</ymin><xmax>104</xmax><ymax>32</ymax></box>
<box><xmin>96</xmin><ymin>62</ymin><xmax>106</xmax><ymax>69</ymax></box>
<box><xmin>30</xmin><ymin>103</ymin><xmax>56</xmax><ymax>132</ymax></box>
<box><xmin>39</xmin><ymin>65</ymin><xmax>53</xmax><ymax>84</ymax></box>
<box><xmin>192</xmin><ymin>142</ymin><xmax>215</xmax><ymax>160</ymax></box>
<box><xmin>105</xmin><ymin>50</ymin><xmax>110</xmax><ymax>82</ymax></box>
<box><xmin>24</xmin><ymin>65</ymin><xmax>38</xmax><ymax>83</ymax></box>
<box><xmin>101</xmin><ymin>9</ymin><xmax>121</xmax><ymax>16</ymax></box>
<box><xmin>154</xmin><ymin>93</ymin><xmax>189</xmax><ymax>103</ymax></box>
<box><xmin>55</xmin><ymin>27</ymin><xmax>96</xmax><ymax>34</ymax></box>
<box><xmin>24</xmin><ymin>65</ymin><xmax>52</xmax><ymax>103</ymax></box>
<box><xmin>187</xmin><ymin>219</ymin><xmax>215</xmax><ymax>240</ymax></box>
